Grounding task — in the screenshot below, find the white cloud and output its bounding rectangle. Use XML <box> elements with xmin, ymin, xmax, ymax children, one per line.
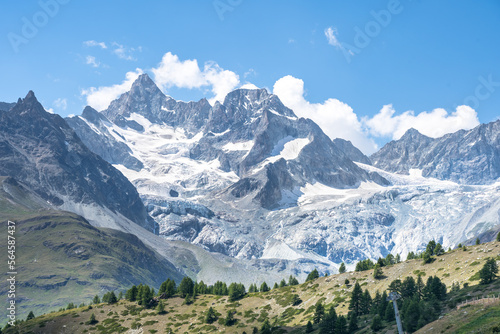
<box><xmin>112</xmin><ymin>42</ymin><xmax>141</xmax><ymax>61</ymax></box>
<box><xmin>324</xmin><ymin>27</ymin><xmax>342</xmax><ymax>49</ymax></box>
<box><xmin>273</xmin><ymin>75</ymin><xmax>378</xmax><ymax>154</ymax></box>
<box><xmin>244</xmin><ymin>68</ymin><xmax>257</xmax><ymax>79</ymax></box>
<box><xmin>365</xmin><ymin>104</ymin><xmax>480</xmax><ymax>140</ymax></box>
<box><xmin>85</xmin><ymin>55</ymin><xmax>100</xmax><ymax>68</ymax></box>
<box><xmin>83</xmin><ymin>40</ymin><xmax>107</xmax><ymax>49</ymax></box>
<box><xmin>53</xmin><ymin>98</ymin><xmax>67</xmax><ymax>111</ymax></box>
<box><xmin>81</xmin><ymin>68</ymin><xmax>144</xmax><ymax>111</ymax></box>
<box><xmin>151</xmin><ymin>52</ymin><xmax>240</xmax><ymax>104</ymax></box>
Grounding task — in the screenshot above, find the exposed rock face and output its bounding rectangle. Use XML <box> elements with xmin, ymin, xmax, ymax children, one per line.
<box><xmin>333</xmin><ymin>138</ymin><xmax>372</xmax><ymax>164</ymax></box>
<box><xmin>0</xmin><ymin>102</ymin><xmax>14</xmax><ymax>112</ymax></box>
<box><xmin>0</xmin><ymin>91</ymin><xmax>155</xmax><ymax>232</ymax></box>
<box><xmin>64</xmin><ymin>74</ymin><xmax>500</xmax><ymax>270</ymax></box>
<box><xmin>66</xmin><ymin>107</ymin><xmax>144</xmax><ymax>171</ymax></box>
<box><xmin>371</xmin><ymin>123</ymin><xmax>500</xmax><ymax>184</ymax></box>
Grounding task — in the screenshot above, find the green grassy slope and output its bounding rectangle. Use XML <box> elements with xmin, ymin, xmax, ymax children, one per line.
<box><xmin>6</xmin><ymin>240</ymin><xmax>500</xmax><ymax>334</ymax></box>
<box><xmin>0</xmin><ymin>177</ymin><xmax>183</xmax><ymax>325</ymax></box>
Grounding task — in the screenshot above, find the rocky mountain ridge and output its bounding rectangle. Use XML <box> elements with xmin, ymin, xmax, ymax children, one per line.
<box><xmin>0</xmin><ymin>91</ymin><xmax>155</xmax><ymax>232</ymax></box>
<box><xmin>371</xmin><ymin>122</ymin><xmax>500</xmax><ymax>184</ymax></box>
<box><xmin>65</xmin><ymin>74</ymin><xmax>500</xmax><ymax>270</ymax></box>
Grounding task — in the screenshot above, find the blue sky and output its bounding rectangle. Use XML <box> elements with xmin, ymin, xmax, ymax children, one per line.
<box><xmin>1</xmin><ymin>0</ymin><xmax>499</xmax><ymax>153</ymax></box>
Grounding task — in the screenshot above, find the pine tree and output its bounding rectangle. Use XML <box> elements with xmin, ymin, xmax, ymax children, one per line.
<box><xmin>156</xmin><ymin>300</ymin><xmax>166</xmax><ymax>315</ymax></box>
<box><xmin>476</xmin><ymin>237</ymin><xmax>481</xmax><ymax>245</ymax></box>
<box><xmin>279</xmin><ymin>279</ymin><xmax>287</xmax><ymax>288</ymax></box>
<box><xmin>306</xmin><ymin>269</ymin><xmax>320</xmax><ymax>281</ymax></box>
<box><xmin>401</xmin><ymin>276</ymin><xmax>417</xmax><ymax>300</ymax></box>
<box><xmin>385</xmin><ymin>302</ymin><xmax>395</xmax><ymax>321</ymax></box>
<box><xmin>379</xmin><ymin>291</ymin><xmax>388</xmax><ymax>318</ymax></box>
<box><xmin>348</xmin><ymin>282</ymin><xmax>363</xmax><ymax>316</ymax></box>
<box><xmin>228</xmin><ymin>283</ymin><xmax>246</xmax><ymax>301</ymax></box>
<box><xmin>319</xmin><ymin>306</ymin><xmax>336</xmax><ymax>333</ymax></box>
<box><xmin>416</xmin><ymin>275</ymin><xmax>425</xmax><ymax>300</ymax></box>
<box><xmin>371</xmin><ymin>290</ymin><xmax>382</xmax><ymax>315</ymax></box>
<box><xmin>373</xmin><ymin>263</ymin><xmax>383</xmax><ymax>279</ymax></box>
<box><xmin>480</xmin><ymin>258</ymin><xmax>499</xmax><ymax>284</ymax></box>
<box><xmin>371</xmin><ymin>315</ymin><xmax>383</xmax><ymax>332</ymax></box>
<box><xmin>92</xmin><ymin>295</ymin><xmax>100</xmax><ymax>304</ymax></box>
<box><xmin>305</xmin><ymin>320</ymin><xmax>314</xmax><ymax>333</ymax></box>
<box><xmin>347</xmin><ymin>311</ymin><xmax>358</xmax><ymax>333</ymax></box>
<box><xmin>395</xmin><ymin>253</ymin><xmax>401</xmax><ymax>263</ymax></box>
<box><xmin>87</xmin><ymin>313</ymin><xmax>98</xmax><ymax>325</ymax></box>
<box><xmin>178</xmin><ymin>277</ymin><xmax>194</xmax><ymax>297</ymax></box>
<box><xmin>425</xmin><ymin>240</ymin><xmax>437</xmax><ymax>256</ymax></box>
<box><xmin>293</xmin><ymin>294</ymin><xmax>303</xmax><ymax>306</ymax></box>
<box><xmin>205</xmin><ymin>307</ymin><xmax>217</xmax><ymax>324</ymax></box>
<box><xmin>261</xmin><ymin>319</ymin><xmax>272</xmax><ymax>334</ymax></box>
<box><xmin>360</xmin><ymin>289</ymin><xmax>372</xmax><ymax>315</ymax></box>
<box><xmin>403</xmin><ymin>298</ymin><xmax>421</xmax><ymax>333</ymax></box>
<box><xmin>497</xmin><ymin>232</ymin><xmax>500</xmax><ymax>242</ymax></box>
<box><xmin>126</xmin><ymin>285</ymin><xmax>138</xmax><ymax>301</ymax></box>
<box><xmin>109</xmin><ymin>291</ymin><xmax>118</xmax><ymax>304</ymax></box>
<box><xmin>339</xmin><ymin>262</ymin><xmax>346</xmax><ymax>273</ymax></box>
<box><xmin>313</xmin><ymin>301</ymin><xmax>325</xmax><ymax>324</ymax></box>
<box><xmin>165</xmin><ymin>279</ymin><xmax>176</xmax><ymax>297</ymax></box>
<box><xmin>288</xmin><ymin>275</ymin><xmax>299</xmax><ymax>286</ymax></box>
<box><xmin>26</xmin><ymin>311</ymin><xmax>35</xmax><ymax>321</ymax></box>
<box><xmin>385</xmin><ymin>253</ymin><xmax>395</xmax><ymax>265</ymax></box>
<box><xmin>260</xmin><ymin>282</ymin><xmax>269</xmax><ymax>292</ymax></box>
<box><xmin>183</xmin><ymin>294</ymin><xmax>193</xmax><ymax>305</ymax></box>
<box><xmin>224</xmin><ymin>310</ymin><xmax>235</xmax><ymax>326</ymax></box>
<box><xmin>336</xmin><ymin>315</ymin><xmax>347</xmax><ymax>334</ymax></box>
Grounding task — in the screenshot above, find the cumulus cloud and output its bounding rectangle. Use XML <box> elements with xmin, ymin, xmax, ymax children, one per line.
<box><xmin>365</xmin><ymin>104</ymin><xmax>480</xmax><ymax>140</ymax></box>
<box><xmin>83</xmin><ymin>40</ymin><xmax>107</xmax><ymax>49</ymax></box>
<box><xmin>273</xmin><ymin>75</ymin><xmax>378</xmax><ymax>154</ymax></box>
<box><xmin>324</xmin><ymin>27</ymin><xmax>342</xmax><ymax>49</ymax></box>
<box><xmin>81</xmin><ymin>68</ymin><xmax>143</xmax><ymax>111</ymax></box>
<box><xmin>151</xmin><ymin>52</ymin><xmax>240</xmax><ymax>104</ymax></box>
<box><xmin>53</xmin><ymin>98</ymin><xmax>67</xmax><ymax>111</ymax></box>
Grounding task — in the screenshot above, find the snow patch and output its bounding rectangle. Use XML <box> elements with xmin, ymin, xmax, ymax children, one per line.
<box><xmin>222</xmin><ymin>141</ymin><xmax>254</xmax><ymax>152</ymax></box>
<box><xmin>127</xmin><ymin>113</ymin><xmax>153</xmax><ymax>129</ymax></box>
<box><xmin>272</xmin><ymin>137</ymin><xmax>310</xmax><ymax>160</ymax></box>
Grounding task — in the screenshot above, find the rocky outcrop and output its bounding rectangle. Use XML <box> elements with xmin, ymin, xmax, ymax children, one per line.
<box><xmin>371</xmin><ymin>123</ymin><xmax>500</xmax><ymax>184</ymax></box>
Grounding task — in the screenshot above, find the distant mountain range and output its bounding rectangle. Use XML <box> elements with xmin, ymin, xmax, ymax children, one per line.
<box><xmin>1</xmin><ymin>76</ymin><xmax>499</xmax><ymax>288</ymax></box>
<box><xmin>371</xmin><ymin>122</ymin><xmax>500</xmax><ymax>185</ymax></box>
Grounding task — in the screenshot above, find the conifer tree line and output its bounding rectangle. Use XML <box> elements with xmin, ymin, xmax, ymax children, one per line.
<box><xmin>308</xmin><ymin>274</ymin><xmax>448</xmax><ymax>333</ymax></box>
<box><xmin>121</xmin><ymin>274</ymin><xmax>301</xmax><ymax>309</ymax></box>
<box><xmin>14</xmin><ymin>235</ymin><xmax>499</xmax><ymax>333</ymax></box>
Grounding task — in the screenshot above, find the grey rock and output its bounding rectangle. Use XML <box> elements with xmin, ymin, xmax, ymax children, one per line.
<box><xmin>333</xmin><ymin>138</ymin><xmax>371</xmax><ymax>164</ymax></box>
<box><xmin>0</xmin><ymin>91</ymin><xmax>155</xmax><ymax>232</ymax></box>
<box><xmin>371</xmin><ymin>123</ymin><xmax>500</xmax><ymax>184</ymax></box>
<box><xmin>66</xmin><ymin>106</ymin><xmax>144</xmax><ymax>171</ymax></box>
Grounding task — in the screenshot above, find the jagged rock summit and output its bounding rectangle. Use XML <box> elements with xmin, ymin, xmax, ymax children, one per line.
<box><xmin>65</xmin><ymin>75</ymin><xmax>500</xmax><ymax>269</ymax></box>
<box><xmin>371</xmin><ymin>123</ymin><xmax>500</xmax><ymax>184</ymax></box>
<box><xmin>0</xmin><ymin>91</ymin><xmax>155</xmax><ymax>232</ymax></box>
